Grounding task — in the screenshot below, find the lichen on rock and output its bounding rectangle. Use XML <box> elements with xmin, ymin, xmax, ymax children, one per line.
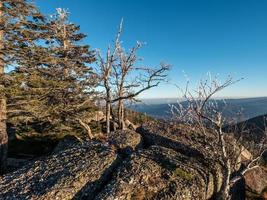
<box><xmin>95</xmin><ymin>146</ymin><xmax>207</xmax><ymax>200</ymax></box>
<box><xmin>106</xmin><ymin>129</ymin><xmax>142</xmax><ymax>155</ymax></box>
<box><xmin>0</xmin><ymin>140</ymin><xmax>118</xmax><ymax>200</ymax></box>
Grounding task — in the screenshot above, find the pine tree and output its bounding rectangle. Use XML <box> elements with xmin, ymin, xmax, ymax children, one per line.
<box><xmin>7</xmin><ymin>8</ymin><xmax>96</xmax><ymax>138</ymax></box>
<box><xmin>40</xmin><ymin>8</ymin><xmax>97</xmax><ymax>137</ymax></box>
<box><xmin>0</xmin><ymin>0</ymin><xmax>44</xmax><ymax>174</ymax></box>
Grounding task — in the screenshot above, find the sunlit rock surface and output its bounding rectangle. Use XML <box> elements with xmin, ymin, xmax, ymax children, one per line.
<box><xmin>0</xmin><ymin>140</ymin><xmax>118</xmax><ymax>200</ymax></box>
<box><xmin>244</xmin><ymin>150</ymin><xmax>267</xmax><ymax>199</ymax></box>
<box><xmin>95</xmin><ymin>146</ymin><xmax>207</xmax><ymax>200</ymax></box>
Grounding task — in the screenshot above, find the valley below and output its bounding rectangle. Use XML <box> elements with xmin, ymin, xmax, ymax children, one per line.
<box><xmin>130</xmin><ymin>97</ymin><xmax>267</xmax><ymax>123</ymax></box>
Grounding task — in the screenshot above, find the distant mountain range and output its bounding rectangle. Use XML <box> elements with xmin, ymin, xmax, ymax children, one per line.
<box><xmin>224</xmin><ymin>113</ymin><xmax>267</xmax><ymax>155</ymax></box>
<box><xmin>129</xmin><ymin>97</ymin><xmax>267</xmax><ymax>123</ymax></box>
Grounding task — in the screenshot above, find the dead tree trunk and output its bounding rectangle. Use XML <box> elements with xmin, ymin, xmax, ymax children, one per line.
<box><xmin>106</xmin><ymin>87</ymin><xmax>111</xmax><ymax>134</ymax></box>
<box><xmin>220</xmin><ymin>159</ymin><xmax>231</xmax><ymax>200</ymax></box>
<box><xmin>118</xmin><ymin>99</ymin><xmax>125</xmax><ymax>130</ymax></box>
<box><xmin>0</xmin><ymin>1</ymin><xmax>8</xmax><ymax>174</ymax></box>
<box><xmin>78</xmin><ymin>119</ymin><xmax>93</xmax><ymax>139</ymax></box>
<box><xmin>106</xmin><ymin>101</ymin><xmax>111</xmax><ymax>134</ymax></box>
<box><xmin>218</xmin><ymin>127</ymin><xmax>231</xmax><ymax>200</ymax></box>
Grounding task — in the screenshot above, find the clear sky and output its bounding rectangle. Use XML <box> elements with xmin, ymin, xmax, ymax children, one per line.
<box><xmin>35</xmin><ymin>0</ymin><xmax>267</xmax><ymax>98</ymax></box>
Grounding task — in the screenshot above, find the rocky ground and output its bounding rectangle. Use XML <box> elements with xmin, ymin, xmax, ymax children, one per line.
<box><xmin>0</xmin><ymin>122</ymin><xmax>266</xmax><ymax>200</ymax></box>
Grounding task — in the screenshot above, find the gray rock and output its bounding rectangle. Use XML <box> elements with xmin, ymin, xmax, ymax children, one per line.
<box><xmin>0</xmin><ymin>140</ymin><xmax>118</xmax><ymax>200</ymax></box>
<box><xmin>137</xmin><ymin>123</ymin><xmax>225</xmax><ymax>198</ymax></box>
<box><xmin>244</xmin><ymin>166</ymin><xmax>267</xmax><ymax>199</ymax></box>
<box><xmin>52</xmin><ymin>135</ymin><xmax>80</xmax><ymax>153</ymax></box>
<box><xmin>243</xmin><ymin>149</ymin><xmax>267</xmax><ymax>199</ymax></box>
<box><xmin>1</xmin><ymin>121</ymin><xmax>254</xmax><ymax>200</ymax></box>
<box><xmin>95</xmin><ymin>146</ymin><xmax>207</xmax><ymax>200</ymax></box>
<box><xmin>106</xmin><ymin>129</ymin><xmax>142</xmax><ymax>155</ymax></box>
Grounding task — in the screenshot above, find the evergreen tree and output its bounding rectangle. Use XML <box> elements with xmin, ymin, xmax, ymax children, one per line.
<box><xmin>0</xmin><ymin>0</ymin><xmax>44</xmax><ymax>174</ymax></box>
<box><xmin>7</xmin><ymin>8</ymin><xmax>97</xmax><ymax>138</ymax></box>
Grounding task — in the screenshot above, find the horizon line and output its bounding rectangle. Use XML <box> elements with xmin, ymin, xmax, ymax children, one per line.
<box><xmin>138</xmin><ymin>96</ymin><xmax>267</xmax><ymax>100</ymax></box>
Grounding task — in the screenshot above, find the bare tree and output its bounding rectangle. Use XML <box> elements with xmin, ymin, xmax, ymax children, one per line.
<box><xmin>171</xmin><ymin>74</ymin><xmax>243</xmax><ymax>199</ymax></box>
<box><xmin>97</xmin><ymin>42</ymin><xmax>117</xmax><ymax>134</ymax></box>
<box><xmin>97</xmin><ymin>20</ymin><xmax>170</xmax><ymax>133</ymax></box>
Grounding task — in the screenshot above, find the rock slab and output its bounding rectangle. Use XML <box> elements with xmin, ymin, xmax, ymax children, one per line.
<box><xmin>0</xmin><ymin>140</ymin><xmax>118</xmax><ymax>200</ymax></box>
<box><xmin>95</xmin><ymin>146</ymin><xmax>207</xmax><ymax>200</ymax></box>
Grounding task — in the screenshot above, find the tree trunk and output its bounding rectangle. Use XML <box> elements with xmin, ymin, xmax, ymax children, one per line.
<box><xmin>105</xmin><ymin>86</ymin><xmax>111</xmax><ymax>135</ymax></box>
<box><xmin>78</xmin><ymin>119</ymin><xmax>93</xmax><ymax>139</ymax></box>
<box><xmin>106</xmin><ymin>101</ymin><xmax>111</xmax><ymax>134</ymax></box>
<box><xmin>217</xmin><ymin>158</ymin><xmax>231</xmax><ymax>200</ymax></box>
<box><xmin>217</xmin><ymin>129</ymin><xmax>231</xmax><ymax>200</ymax></box>
<box><xmin>118</xmin><ymin>99</ymin><xmax>125</xmax><ymax>130</ymax></box>
<box><xmin>0</xmin><ymin>1</ymin><xmax>8</xmax><ymax>174</ymax></box>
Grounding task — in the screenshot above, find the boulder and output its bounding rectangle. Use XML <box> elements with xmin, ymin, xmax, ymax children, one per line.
<box><xmin>0</xmin><ymin>140</ymin><xmax>118</xmax><ymax>200</ymax></box>
<box><xmin>52</xmin><ymin>135</ymin><xmax>81</xmax><ymax>153</ymax></box>
<box><xmin>95</xmin><ymin>146</ymin><xmax>207</xmax><ymax>200</ymax></box>
<box><xmin>233</xmin><ymin>146</ymin><xmax>253</xmax><ymax>171</ymax></box>
<box><xmin>106</xmin><ymin>129</ymin><xmax>142</xmax><ymax>155</ymax></box>
<box><xmin>244</xmin><ymin>166</ymin><xmax>267</xmax><ymax>199</ymax></box>
<box><xmin>240</xmin><ymin>146</ymin><xmax>253</xmax><ymax>162</ymax></box>
<box><xmin>244</xmin><ymin>149</ymin><xmax>267</xmax><ymax>199</ymax></box>
<box><xmin>137</xmin><ymin>123</ymin><xmax>224</xmax><ymax>197</ymax></box>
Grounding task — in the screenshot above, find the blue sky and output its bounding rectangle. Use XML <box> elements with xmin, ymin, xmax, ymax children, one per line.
<box><xmin>36</xmin><ymin>0</ymin><xmax>267</xmax><ymax>98</ymax></box>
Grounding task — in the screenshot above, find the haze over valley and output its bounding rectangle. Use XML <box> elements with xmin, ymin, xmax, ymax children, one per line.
<box><xmin>130</xmin><ymin>97</ymin><xmax>267</xmax><ymax>122</ymax></box>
